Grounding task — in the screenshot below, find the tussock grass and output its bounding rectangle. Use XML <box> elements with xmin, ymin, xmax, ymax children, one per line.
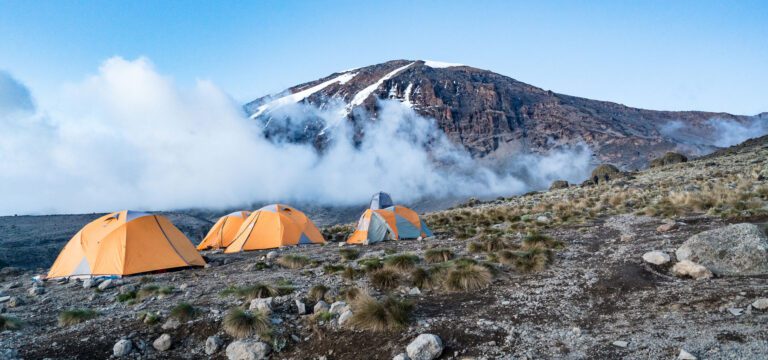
<box><xmin>339</xmin><ymin>248</ymin><xmax>360</xmax><ymax>261</ymax></box>
<box><xmin>424</xmin><ymin>248</ymin><xmax>453</xmax><ymax>263</ymax></box>
<box><xmin>369</xmin><ymin>268</ymin><xmax>401</xmax><ymax>291</ymax></box>
<box><xmin>276</xmin><ymin>254</ymin><xmax>310</xmax><ymax>269</ymax></box>
<box><xmin>383</xmin><ymin>253</ymin><xmax>419</xmax><ymax>272</ymax></box>
<box><xmin>58</xmin><ymin>309</ymin><xmax>97</xmax><ymax>326</ymax></box>
<box><xmin>509</xmin><ymin>248</ymin><xmax>552</xmax><ymax>272</ymax></box>
<box><xmin>323</xmin><ymin>264</ymin><xmax>345</xmax><ymax>273</ymax></box>
<box><xmin>0</xmin><ymin>315</ymin><xmax>22</xmax><ymax>330</ymax></box>
<box><xmin>308</xmin><ymin>284</ymin><xmax>329</xmax><ymax>302</ymax></box>
<box><xmin>170</xmin><ymin>302</ymin><xmax>197</xmax><ymax>321</ymax></box>
<box><xmin>139</xmin><ymin>312</ymin><xmax>160</xmax><ymax>325</ymax></box>
<box><xmin>314</xmin><ymin>311</ymin><xmax>333</xmax><ymax>322</ymax></box>
<box><xmin>357</xmin><ymin>258</ymin><xmax>383</xmax><ymax>272</ymax></box>
<box><xmin>342</xmin><ymin>266</ymin><xmax>361</xmax><ymax>280</ymax></box>
<box><xmin>523</xmin><ymin>232</ymin><xmax>564</xmax><ymax>249</ymax></box>
<box><xmin>116</xmin><ymin>291</ymin><xmax>137</xmax><ymax>303</ymax></box>
<box><xmin>223</xmin><ymin>308</ymin><xmax>271</xmax><ymax>339</ymax></box>
<box><xmin>220</xmin><ymin>283</ymin><xmax>278</xmax><ymax>300</ymax></box>
<box><xmin>411</xmin><ymin>267</ymin><xmax>442</xmax><ymax>290</ymax></box>
<box><xmin>342</xmin><ymin>287</ymin><xmax>362</xmax><ymax>302</ymax></box>
<box><xmin>137</xmin><ymin>285</ymin><xmax>173</xmax><ymax>299</ymax></box>
<box><xmin>445</xmin><ymin>265</ymin><xmax>492</xmax><ymax>291</ymax></box>
<box><xmin>348</xmin><ymin>295</ymin><xmax>413</xmax><ymax>332</ymax></box>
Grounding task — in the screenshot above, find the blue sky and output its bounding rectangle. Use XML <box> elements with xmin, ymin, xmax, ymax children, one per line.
<box><xmin>0</xmin><ymin>0</ymin><xmax>766</xmax><ymax>114</ymax></box>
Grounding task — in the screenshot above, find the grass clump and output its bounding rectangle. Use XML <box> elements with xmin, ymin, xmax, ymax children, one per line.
<box><xmin>0</xmin><ymin>315</ymin><xmax>22</xmax><ymax>330</ymax></box>
<box><xmin>314</xmin><ymin>311</ymin><xmax>333</xmax><ymax>322</ymax></box>
<box><xmin>342</xmin><ymin>287</ymin><xmax>362</xmax><ymax>302</ymax></box>
<box><xmin>308</xmin><ymin>284</ymin><xmax>329</xmax><ymax>302</ymax></box>
<box><xmin>137</xmin><ymin>285</ymin><xmax>174</xmax><ymax>299</ymax></box>
<box><xmin>139</xmin><ymin>312</ymin><xmax>161</xmax><ymax>325</ymax></box>
<box><xmin>357</xmin><ymin>257</ymin><xmax>383</xmax><ymax>272</ymax></box>
<box><xmin>223</xmin><ymin>308</ymin><xmax>271</xmax><ymax>339</ymax></box>
<box><xmin>383</xmin><ymin>253</ymin><xmax>419</xmax><ymax>272</ymax></box>
<box><xmin>221</xmin><ymin>283</ymin><xmax>278</xmax><ymax>300</ymax></box>
<box><xmin>276</xmin><ymin>254</ymin><xmax>310</xmax><ymax>269</ymax></box>
<box><xmin>523</xmin><ymin>231</ymin><xmax>564</xmax><ymax>249</ymax></box>
<box><xmin>339</xmin><ymin>248</ymin><xmax>360</xmax><ymax>261</ymax></box>
<box><xmin>170</xmin><ymin>302</ymin><xmax>197</xmax><ymax>321</ymax></box>
<box><xmin>424</xmin><ymin>248</ymin><xmax>453</xmax><ymax>263</ymax></box>
<box><xmin>348</xmin><ymin>295</ymin><xmax>413</xmax><ymax>332</ymax></box>
<box><xmin>445</xmin><ymin>265</ymin><xmax>492</xmax><ymax>291</ymax></box>
<box><xmin>509</xmin><ymin>248</ymin><xmax>552</xmax><ymax>272</ymax></box>
<box><xmin>58</xmin><ymin>309</ymin><xmax>97</xmax><ymax>326</ymax></box>
<box><xmin>116</xmin><ymin>291</ymin><xmax>137</xmax><ymax>303</ymax></box>
<box><xmin>369</xmin><ymin>268</ymin><xmax>401</xmax><ymax>291</ymax></box>
<box><xmin>342</xmin><ymin>266</ymin><xmax>361</xmax><ymax>280</ymax></box>
<box><xmin>323</xmin><ymin>264</ymin><xmax>345</xmax><ymax>273</ymax></box>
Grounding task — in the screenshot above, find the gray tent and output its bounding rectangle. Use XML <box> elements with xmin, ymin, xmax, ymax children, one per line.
<box><xmin>369</xmin><ymin>192</ymin><xmax>393</xmax><ymax>210</ymax></box>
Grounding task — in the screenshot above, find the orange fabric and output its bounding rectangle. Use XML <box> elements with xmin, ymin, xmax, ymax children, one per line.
<box><xmin>374</xmin><ymin>209</ymin><xmax>399</xmax><ymax>239</ymax></box>
<box><xmin>197</xmin><ymin>211</ymin><xmax>250</xmax><ymax>250</ymax></box>
<box><xmin>347</xmin><ymin>205</ymin><xmax>430</xmax><ymax>244</ymax></box>
<box><xmin>346</xmin><ymin>210</ymin><xmax>372</xmax><ymax>244</ymax></box>
<box><xmin>392</xmin><ymin>206</ymin><xmax>421</xmax><ymax>228</ymax></box>
<box><xmin>224</xmin><ymin>204</ymin><xmax>325</xmax><ymax>252</ymax></box>
<box><xmin>47</xmin><ymin>211</ymin><xmax>205</xmax><ymax>278</ymax></box>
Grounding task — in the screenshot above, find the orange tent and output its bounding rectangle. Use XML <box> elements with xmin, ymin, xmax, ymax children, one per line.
<box><xmin>347</xmin><ymin>205</ymin><xmax>432</xmax><ymax>245</ymax></box>
<box><xmin>224</xmin><ymin>204</ymin><xmax>325</xmax><ymax>252</ymax></box>
<box><xmin>47</xmin><ymin>211</ymin><xmax>206</xmax><ymax>278</ymax></box>
<box><xmin>197</xmin><ymin>211</ymin><xmax>251</xmax><ymax>250</ymax></box>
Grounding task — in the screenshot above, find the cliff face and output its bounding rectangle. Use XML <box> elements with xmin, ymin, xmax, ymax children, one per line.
<box><xmin>245</xmin><ymin>60</ymin><xmax>753</xmax><ymax>169</ymax></box>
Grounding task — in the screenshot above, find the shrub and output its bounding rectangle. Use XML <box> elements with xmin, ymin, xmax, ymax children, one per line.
<box><xmin>411</xmin><ymin>267</ymin><xmax>439</xmax><ymax>290</ymax></box>
<box><xmin>383</xmin><ymin>253</ymin><xmax>419</xmax><ymax>272</ymax></box>
<box><xmin>339</xmin><ymin>248</ymin><xmax>360</xmax><ymax>261</ymax></box>
<box><xmin>240</xmin><ymin>284</ymin><xmax>278</xmax><ymax>300</ymax></box>
<box><xmin>467</xmin><ymin>241</ymin><xmax>484</xmax><ymax>253</ymax></box>
<box><xmin>369</xmin><ymin>268</ymin><xmax>401</xmax><ymax>291</ymax></box>
<box><xmin>424</xmin><ymin>249</ymin><xmax>453</xmax><ymax>263</ymax></box>
<box><xmin>0</xmin><ymin>315</ymin><xmax>22</xmax><ymax>330</ymax></box>
<box><xmin>348</xmin><ymin>295</ymin><xmax>413</xmax><ymax>332</ymax></box>
<box><xmin>58</xmin><ymin>309</ymin><xmax>97</xmax><ymax>326</ymax></box>
<box><xmin>170</xmin><ymin>302</ymin><xmax>197</xmax><ymax>321</ymax></box>
<box><xmin>276</xmin><ymin>254</ymin><xmax>310</xmax><ymax>269</ymax></box>
<box><xmin>252</xmin><ymin>261</ymin><xmax>271</xmax><ymax>270</ymax></box>
<box><xmin>308</xmin><ymin>285</ymin><xmax>329</xmax><ymax>302</ymax></box>
<box><xmin>445</xmin><ymin>265</ymin><xmax>492</xmax><ymax>291</ymax></box>
<box><xmin>223</xmin><ymin>308</ymin><xmax>271</xmax><ymax>339</ymax></box>
<box><xmin>323</xmin><ymin>264</ymin><xmax>345</xmax><ymax>273</ymax></box>
<box><xmin>453</xmin><ymin>258</ymin><xmax>478</xmax><ymax>268</ymax></box>
<box><xmin>137</xmin><ymin>285</ymin><xmax>174</xmax><ymax>299</ymax></box>
<box><xmin>141</xmin><ymin>312</ymin><xmax>160</xmax><ymax>325</ymax></box>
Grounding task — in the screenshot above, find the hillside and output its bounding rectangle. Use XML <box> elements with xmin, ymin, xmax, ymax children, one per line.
<box><xmin>245</xmin><ymin>60</ymin><xmax>760</xmax><ymax>169</ymax></box>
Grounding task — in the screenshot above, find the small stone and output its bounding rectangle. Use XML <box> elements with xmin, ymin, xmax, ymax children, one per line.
<box><xmin>678</xmin><ymin>349</ymin><xmax>697</xmax><ymax>360</ymax></box>
<box><xmin>205</xmin><ymin>336</ymin><xmax>223</xmax><ymax>355</ymax></box>
<box><xmin>642</xmin><ymin>251</ymin><xmax>670</xmax><ymax>265</ymax></box>
<box><xmin>119</xmin><ymin>284</ymin><xmax>137</xmax><ymax>294</ymax></box>
<box><xmin>28</xmin><ymin>286</ymin><xmax>44</xmax><ymax>296</ymax></box>
<box><xmin>295</xmin><ymin>300</ymin><xmax>306</xmax><ymax>315</ymax></box>
<box><xmin>329</xmin><ymin>301</ymin><xmax>348</xmax><ymax>315</ymax></box>
<box><xmin>620</xmin><ymin>234</ymin><xmax>635</xmax><ymax>242</ymax></box>
<box><xmin>7</xmin><ymin>296</ymin><xmax>22</xmax><ymax>308</ymax></box>
<box><xmin>113</xmin><ymin>339</ymin><xmax>133</xmax><ymax>357</ymax></box>
<box><xmin>672</xmin><ymin>260</ymin><xmax>713</xmax><ymax>280</ymax></box>
<box><xmin>657</xmin><ymin>223</ymin><xmax>678</xmax><ymax>233</ymax></box>
<box><xmin>226</xmin><ymin>339</ymin><xmax>271</xmax><ymax>360</ymax></box>
<box><xmin>249</xmin><ymin>298</ymin><xmax>273</xmax><ymax>314</ymax></box>
<box><xmin>82</xmin><ymin>279</ymin><xmax>95</xmax><ymax>289</ymax></box>
<box><xmin>612</xmin><ymin>341</ymin><xmax>628</xmax><ymax>348</ymax></box>
<box><xmin>161</xmin><ymin>318</ymin><xmax>181</xmax><ymax>330</ymax></box>
<box><xmin>0</xmin><ymin>296</ymin><xmax>10</xmax><ymax>303</ymax></box>
<box><xmin>406</xmin><ymin>334</ymin><xmax>443</xmax><ymax>360</ymax></box>
<box><xmin>266</xmin><ymin>251</ymin><xmax>278</xmax><ymax>260</ymax></box>
<box><xmin>408</xmin><ymin>287</ymin><xmax>421</xmax><ymax>296</ymax></box>
<box><xmin>338</xmin><ymin>309</ymin><xmax>353</xmax><ymax>326</ymax></box>
<box><xmin>752</xmin><ymin>298</ymin><xmax>768</xmax><ymax>310</ymax></box>
<box><xmin>393</xmin><ymin>353</ymin><xmax>410</xmax><ymax>360</ymax></box>
<box><xmin>728</xmin><ymin>308</ymin><xmax>744</xmax><ymax>316</ymax></box>
<box><xmin>98</xmin><ymin>279</ymin><xmax>114</xmax><ymax>291</ymax></box>
<box><xmin>338</xmin><ymin>242</ymin><xmax>345</xmax><ymax>247</ymax></box>
<box><xmin>153</xmin><ymin>334</ymin><xmax>172</xmax><ymax>351</ymax></box>
<box><xmin>314</xmin><ymin>300</ymin><xmax>330</xmax><ymax>314</ymax></box>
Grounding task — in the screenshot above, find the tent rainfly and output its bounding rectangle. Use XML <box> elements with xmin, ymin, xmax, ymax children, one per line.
<box><xmin>370</xmin><ymin>191</ymin><xmax>394</xmax><ymax>210</ymax></box>
<box><xmin>197</xmin><ymin>211</ymin><xmax>251</xmax><ymax>250</ymax></box>
<box><xmin>224</xmin><ymin>204</ymin><xmax>325</xmax><ymax>252</ymax></box>
<box><xmin>347</xmin><ymin>205</ymin><xmax>433</xmax><ymax>245</ymax></box>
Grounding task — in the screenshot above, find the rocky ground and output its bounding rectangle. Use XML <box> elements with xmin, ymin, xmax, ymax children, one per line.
<box><xmin>1</xmin><ymin>137</ymin><xmax>768</xmax><ymax>360</ymax></box>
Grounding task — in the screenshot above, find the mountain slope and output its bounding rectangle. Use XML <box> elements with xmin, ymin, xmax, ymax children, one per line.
<box><xmin>245</xmin><ymin>60</ymin><xmax>758</xmax><ymax>169</ymax></box>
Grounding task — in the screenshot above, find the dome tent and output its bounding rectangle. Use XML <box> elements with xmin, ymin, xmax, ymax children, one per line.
<box><xmin>197</xmin><ymin>211</ymin><xmax>251</xmax><ymax>250</ymax></box>
<box><xmin>370</xmin><ymin>191</ymin><xmax>394</xmax><ymax>210</ymax></box>
<box><xmin>47</xmin><ymin>210</ymin><xmax>206</xmax><ymax>279</ymax></box>
<box><xmin>224</xmin><ymin>204</ymin><xmax>325</xmax><ymax>252</ymax></box>
<box><xmin>347</xmin><ymin>205</ymin><xmax>433</xmax><ymax>245</ymax></box>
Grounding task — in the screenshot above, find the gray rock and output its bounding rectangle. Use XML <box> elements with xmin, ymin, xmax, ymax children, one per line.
<box><xmin>295</xmin><ymin>299</ymin><xmax>306</xmax><ymax>315</ymax></box>
<box><xmin>338</xmin><ymin>309</ymin><xmax>353</xmax><ymax>326</ymax></box>
<box><xmin>678</xmin><ymin>349</ymin><xmax>697</xmax><ymax>360</ymax></box>
<box><xmin>329</xmin><ymin>301</ymin><xmax>348</xmax><ymax>315</ymax></box>
<box><xmin>82</xmin><ymin>279</ymin><xmax>95</xmax><ymax>289</ymax></box>
<box><xmin>153</xmin><ymin>333</ymin><xmax>172</xmax><ymax>351</ymax></box>
<box><xmin>266</xmin><ymin>251</ymin><xmax>279</xmax><ymax>260</ymax></box>
<box><xmin>676</xmin><ymin>223</ymin><xmax>768</xmax><ymax>276</ymax></box>
<box><xmin>393</xmin><ymin>353</ymin><xmax>410</xmax><ymax>360</ymax></box>
<box><xmin>161</xmin><ymin>318</ymin><xmax>181</xmax><ymax>330</ymax></box>
<box><xmin>612</xmin><ymin>340</ymin><xmax>628</xmax><ymax>348</ymax></box>
<box><xmin>119</xmin><ymin>284</ymin><xmax>137</xmax><ymax>294</ymax></box>
<box><xmin>656</xmin><ymin>223</ymin><xmax>678</xmax><ymax>232</ymax></box>
<box><xmin>0</xmin><ymin>296</ymin><xmax>9</xmax><ymax>303</ymax></box>
<box><xmin>97</xmin><ymin>279</ymin><xmax>114</xmax><ymax>291</ymax></box>
<box><xmin>313</xmin><ymin>300</ymin><xmax>330</xmax><ymax>314</ymax></box>
<box><xmin>728</xmin><ymin>308</ymin><xmax>744</xmax><ymax>316</ymax></box>
<box><xmin>642</xmin><ymin>251</ymin><xmax>670</xmax><ymax>265</ymax></box>
<box><xmin>28</xmin><ymin>286</ymin><xmax>44</xmax><ymax>296</ymax></box>
<box><xmin>249</xmin><ymin>298</ymin><xmax>273</xmax><ymax>314</ymax></box>
<box><xmin>752</xmin><ymin>298</ymin><xmax>768</xmax><ymax>310</ymax></box>
<box><xmin>205</xmin><ymin>335</ymin><xmax>224</xmax><ymax>355</ymax></box>
<box><xmin>226</xmin><ymin>339</ymin><xmax>271</xmax><ymax>360</ymax></box>
<box><xmin>113</xmin><ymin>339</ymin><xmax>133</xmax><ymax>357</ymax></box>
<box><xmin>409</xmin><ymin>287</ymin><xmax>422</xmax><ymax>295</ymax></box>
<box><xmin>406</xmin><ymin>334</ymin><xmax>443</xmax><ymax>360</ymax></box>
<box><xmin>672</xmin><ymin>260</ymin><xmax>713</xmax><ymax>280</ymax></box>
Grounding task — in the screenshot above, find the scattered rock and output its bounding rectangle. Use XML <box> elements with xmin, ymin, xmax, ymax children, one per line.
<box><xmin>549</xmin><ymin>180</ymin><xmax>569</xmax><ymax>190</ymax></box>
<box><xmin>113</xmin><ymin>339</ymin><xmax>133</xmax><ymax>357</ymax></box>
<box><xmin>672</xmin><ymin>260</ymin><xmax>713</xmax><ymax>280</ymax></box>
<box><xmin>153</xmin><ymin>333</ymin><xmax>172</xmax><ymax>351</ymax></box>
<box><xmin>728</xmin><ymin>308</ymin><xmax>744</xmax><ymax>316</ymax></box>
<box><xmin>338</xmin><ymin>309</ymin><xmax>353</xmax><ymax>326</ymax></box>
<box><xmin>82</xmin><ymin>279</ymin><xmax>95</xmax><ymax>289</ymax></box>
<box><xmin>295</xmin><ymin>300</ymin><xmax>306</xmax><ymax>315</ymax></box>
<box><xmin>642</xmin><ymin>251</ymin><xmax>670</xmax><ymax>265</ymax></box>
<box><xmin>0</xmin><ymin>296</ymin><xmax>9</xmax><ymax>303</ymax></box>
<box><xmin>406</xmin><ymin>334</ymin><xmax>443</xmax><ymax>360</ymax></box>
<box><xmin>536</xmin><ymin>215</ymin><xmax>550</xmax><ymax>224</ymax></box>
<box><xmin>161</xmin><ymin>318</ymin><xmax>181</xmax><ymax>330</ymax></box>
<box><xmin>266</xmin><ymin>251</ymin><xmax>278</xmax><ymax>260</ymax></box>
<box><xmin>656</xmin><ymin>223</ymin><xmax>678</xmax><ymax>232</ymax></box>
<box><xmin>249</xmin><ymin>298</ymin><xmax>273</xmax><ymax>314</ymax></box>
<box><xmin>650</xmin><ymin>152</ymin><xmax>688</xmax><ymax>168</ymax></box>
<box><xmin>97</xmin><ymin>279</ymin><xmax>114</xmax><ymax>291</ymax></box>
<box><xmin>678</xmin><ymin>349</ymin><xmax>697</xmax><ymax>360</ymax></box>
<box><xmin>612</xmin><ymin>340</ymin><xmax>628</xmax><ymax>348</ymax></box>
<box><xmin>7</xmin><ymin>296</ymin><xmax>21</xmax><ymax>308</ymax></box>
<box><xmin>751</xmin><ymin>298</ymin><xmax>768</xmax><ymax>310</ymax></box>
<box><xmin>393</xmin><ymin>353</ymin><xmax>410</xmax><ymax>360</ymax></box>
<box><xmin>313</xmin><ymin>300</ymin><xmax>330</xmax><ymax>314</ymax></box>
<box><xmin>676</xmin><ymin>223</ymin><xmax>768</xmax><ymax>276</ymax></box>
<box><xmin>226</xmin><ymin>339</ymin><xmax>271</xmax><ymax>360</ymax></box>
<box><xmin>205</xmin><ymin>335</ymin><xmax>224</xmax><ymax>355</ymax></box>
<box><xmin>408</xmin><ymin>287</ymin><xmax>422</xmax><ymax>296</ymax></box>
<box><xmin>329</xmin><ymin>301</ymin><xmax>348</xmax><ymax>315</ymax></box>
<box><xmin>27</xmin><ymin>285</ymin><xmax>44</xmax><ymax>296</ymax></box>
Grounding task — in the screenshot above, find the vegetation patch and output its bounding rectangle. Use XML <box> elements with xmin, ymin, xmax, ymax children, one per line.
<box><xmin>170</xmin><ymin>302</ymin><xmax>197</xmax><ymax>321</ymax></box>
<box><xmin>445</xmin><ymin>264</ymin><xmax>492</xmax><ymax>291</ymax></box>
<box><xmin>369</xmin><ymin>268</ymin><xmax>401</xmax><ymax>291</ymax></box>
<box><xmin>308</xmin><ymin>284</ymin><xmax>329</xmax><ymax>302</ymax></box>
<box><xmin>383</xmin><ymin>253</ymin><xmax>419</xmax><ymax>272</ymax></box>
<box><xmin>348</xmin><ymin>295</ymin><xmax>413</xmax><ymax>332</ymax></box>
<box><xmin>276</xmin><ymin>254</ymin><xmax>311</xmax><ymax>269</ymax></box>
<box><xmin>339</xmin><ymin>248</ymin><xmax>360</xmax><ymax>261</ymax></box>
<box><xmin>424</xmin><ymin>248</ymin><xmax>453</xmax><ymax>263</ymax></box>
<box><xmin>58</xmin><ymin>309</ymin><xmax>97</xmax><ymax>326</ymax></box>
<box><xmin>0</xmin><ymin>315</ymin><xmax>22</xmax><ymax>330</ymax></box>
<box><xmin>223</xmin><ymin>308</ymin><xmax>271</xmax><ymax>339</ymax></box>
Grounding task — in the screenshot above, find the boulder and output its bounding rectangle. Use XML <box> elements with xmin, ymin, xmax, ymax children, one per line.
<box><xmin>313</xmin><ymin>300</ymin><xmax>330</xmax><ymax>314</ymax></box>
<box><xmin>295</xmin><ymin>300</ymin><xmax>306</xmax><ymax>315</ymax></box>
<box><xmin>672</xmin><ymin>260</ymin><xmax>713</xmax><ymax>280</ymax></box>
<box><xmin>338</xmin><ymin>309</ymin><xmax>353</xmax><ymax>326</ymax></box>
<box><xmin>266</xmin><ymin>251</ymin><xmax>279</xmax><ymax>260</ymax></box>
<box><xmin>752</xmin><ymin>298</ymin><xmax>768</xmax><ymax>310</ymax></box>
<box><xmin>590</xmin><ymin>164</ymin><xmax>621</xmax><ymax>184</ymax></box>
<box><xmin>97</xmin><ymin>279</ymin><xmax>115</xmax><ymax>291</ymax></box>
<box><xmin>650</xmin><ymin>152</ymin><xmax>688</xmax><ymax>168</ymax></box>
<box><xmin>406</xmin><ymin>334</ymin><xmax>443</xmax><ymax>360</ymax></box>
<box><xmin>226</xmin><ymin>339</ymin><xmax>271</xmax><ymax>360</ymax></box>
<box><xmin>249</xmin><ymin>298</ymin><xmax>273</xmax><ymax>314</ymax></box>
<box><xmin>113</xmin><ymin>339</ymin><xmax>133</xmax><ymax>357</ymax></box>
<box><xmin>393</xmin><ymin>353</ymin><xmax>410</xmax><ymax>360</ymax></box>
<box><xmin>162</xmin><ymin>318</ymin><xmax>181</xmax><ymax>330</ymax></box>
<box><xmin>675</xmin><ymin>223</ymin><xmax>768</xmax><ymax>276</ymax></box>
<box><xmin>642</xmin><ymin>251</ymin><xmax>670</xmax><ymax>265</ymax></box>
<box><xmin>153</xmin><ymin>334</ymin><xmax>172</xmax><ymax>351</ymax></box>
<box><xmin>656</xmin><ymin>223</ymin><xmax>678</xmax><ymax>233</ymax></box>
<box><xmin>549</xmin><ymin>180</ymin><xmax>569</xmax><ymax>190</ymax></box>
<box><xmin>205</xmin><ymin>335</ymin><xmax>224</xmax><ymax>355</ymax></box>
<box><xmin>329</xmin><ymin>301</ymin><xmax>348</xmax><ymax>315</ymax></box>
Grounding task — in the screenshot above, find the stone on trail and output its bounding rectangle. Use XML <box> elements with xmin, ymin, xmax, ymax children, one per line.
<box><xmin>153</xmin><ymin>333</ymin><xmax>172</xmax><ymax>351</ymax></box>
<box><xmin>205</xmin><ymin>335</ymin><xmax>224</xmax><ymax>355</ymax></box>
<box><xmin>672</xmin><ymin>260</ymin><xmax>713</xmax><ymax>280</ymax></box>
<box><xmin>226</xmin><ymin>339</ymin><xmax>271</xmax><ymax>360</ymax></box>
<box><xmin>113</xmin><ymin>339</ymin><xmax>133</xmax><ymax>357</ymax></box>
<box><xmin>612</xmin><ymin>340</ymin><xmax>628</xmax><ymax>348</ymax></box>
<box><xmin>249</xmin><ymin>298</ymin><xmax>273</xmax><ymax>314</ymax></box>
<box><xmin>676</xmin><ymin>223</ymin><xmax>768</xmax><ymax>276</ymax></box>
<box><xmin>678</xmin><ymin>349</ymin><xmax>697</xmax><ymax>360</ymax></box>
<box><xmin>329</xmin><ymin>301</ymin><xmax>348</xmax><ymax>315</ymax></box>
<box><xmin>266</xmin><ymin>251</ymin><xmax>278</xmax><ymax>260</ymax></box>
<box><xmin>313</xmin><ymin>300</ymin><xmax>330</xmax><ymax>314</ymax></box>
<box><xmin>642</xmin><ymin>251</ymin><xmax>670</xmax><ymax>265</ymax></box>
<box><xmin>406</xmin><ymin>334</ymin><xmax>444</xmax><ymax>360</ymax></box>
<box><xmin>97</xmin><ymin>279</ymin><xmax>114</xmax><ymax>291</ymax></box>
<box><xmin>393</xmin><ymin>353</ymin><xmax>410</xmax><ymax>360</ymax></box>
<box><xmin>752</xmin><ymin>298</ymin><xmax>768</xmax><ymax>310</ymax></box>
<box><xmin>162</xmin><ymin>318</ymin><xmax>181</xmax><ymax>330</ymax></box>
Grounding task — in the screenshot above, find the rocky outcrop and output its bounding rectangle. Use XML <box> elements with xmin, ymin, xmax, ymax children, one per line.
<box><xmin>549</xmin><ymin>180</ymin><xmax>569</xmax><ymax>190</ymax></box>
<box><xmin>590</xmin><ymin>164</ymin><xmax>621</xmax><ymax>184</ymax></box>
<box><xmin>676</xmin><ymin>223</ymin><xmax>768</xmax><ymax>276</ymax></box>
<box><xmin>650</xmin><ymin>152</ymin><xmax>688</xmax><ymax>168</ymax></box>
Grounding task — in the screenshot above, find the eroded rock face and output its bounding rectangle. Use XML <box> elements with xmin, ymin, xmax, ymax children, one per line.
<box><xmin>676</xmin><ymin>223</ymin><xmax>768</xmax><ymax>276</ymax></box>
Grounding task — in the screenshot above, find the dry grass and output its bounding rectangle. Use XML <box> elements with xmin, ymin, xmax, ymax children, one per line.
<box><xmin>223</xmin><ymin>308</ymin><xmax>271</xmax><ymax>339</ymax></box>
<box><xmin>342</xmin><ymin>287</ymin><xmax>362</xmax><ymax>302</ymax></box>
<box><xmin>170</xmin><ymin>302</ymin><xmax>197</xmax><ymax>321</ymax></box>
<box><xmin>445</xmin><ymin>264</ymin><xmax>492</xmax><ymax>291</ymax></box>
<box><xmin>347</xmin><ymin>295</ymin><xmax>413</xmax><ymax>332</ymax></box>
<box><xmin>137</xmin><ymin>285</ymin><xmax>174</xmax><ymax>299</ymax></box>
<box><xmin>276</xmin><ymin>254</ymin><xmax>311</xmax><ymax>269</ymax></box>
<box><xmin>308</xmin><ymin>284</ymin><xmax>329</xmax><ymax>302</ymax></box>
<box><xmin>509</xmin><ymin>248</ymin><xmax>552</xmax><ymax>272</ymax></box>
<box><xmin>323</xmin><ymin>264</ymin><xmax>345</xmax><ymax>273</ymax></box>
<box><xmin>221</xmin><ymin>283</ymin><xmax>278</xmax><ymax>300</ymax></box>
<box><xmin>339</xmin><ymin>248</ymin><xmax>360</xmax><ymax>261</ymax></box>
<box><xmin>0</xmin><ymin>315</ymin><xmax>22</xmax><ymax>330</ymax></box>
<box><xmin>342</xmin><ymin>266</ymin><xmax>361</xmax><ymax>280</ymax></box>
<box><xmin>357</xmin><ymin>258</ymin><xmax>383</xmax><ymax>272</ymax></box>
<box><xmin>369</xmin><ymin>268</ymin><xmax>401</xmax><ymax>291</ymax></box>
<box><xmin>424</xmin><ymin>248</ymin><xmax>453</xmax><ymax>263</ymax></box>
<box><xmin>383</xmin><ymin>253</ymin><xmax>419</xmax><ymax>272</ymax></box>
<box><xmin>58</xmin><ymin>309</ymin><xmax>97</xmax><ymax>326</ymax></box>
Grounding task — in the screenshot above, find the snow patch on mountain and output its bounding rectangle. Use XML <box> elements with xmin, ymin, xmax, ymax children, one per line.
<box><xmin>250</xmin><ymin>72</ymin><xmax>357</xmax><ymax>119</ymax></box>
<box><xmin>423</xmin><ymin>60</ymin><xmax>464</xmax><ymax>68</ymax></box>
<box><xmin>348</xmin><ymin>62</ymin><xmax>415</xmax><ymax>109</ymax></box>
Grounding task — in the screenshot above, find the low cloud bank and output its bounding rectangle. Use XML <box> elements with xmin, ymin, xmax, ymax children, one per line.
<box><xmin>0</xmin><ymin>57</ymin><xmax>593</xmax><ymax>215</ymax></box>
<box><xmin>660</xmin><ymin>117</ymin><xmax>768</xmax><ymax>155</ymax></box>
